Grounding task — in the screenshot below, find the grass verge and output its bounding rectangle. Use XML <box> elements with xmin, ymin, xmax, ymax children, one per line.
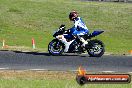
<box><xmin>0</xmin><ymin>70</ymin><xmax>131</xmax><ymax>88</ymax></box>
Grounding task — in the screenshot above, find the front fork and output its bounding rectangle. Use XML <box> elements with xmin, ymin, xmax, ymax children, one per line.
<box><xmin>54</xmin><ymin>41</ymin><xmax>60</xmax><ymax>49</ymax></box>
<box><xmin>55</xmin><ymin>35</ymin><xmax>63</xmax><ymax>48</ymax></box>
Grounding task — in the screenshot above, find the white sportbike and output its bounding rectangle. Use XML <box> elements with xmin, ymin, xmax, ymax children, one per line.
<box><xmin>48</xmin><ymin>25</ymin><xmax>105</xmax><ymax>57</ymax></box>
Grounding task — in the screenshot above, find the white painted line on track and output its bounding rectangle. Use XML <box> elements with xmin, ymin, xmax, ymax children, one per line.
<box><xmin>70</xmin><ymin>70</ymin><xmax>116</xmax><ymax>72</ymax></box>
<box><xmin>100</xmin><ymin>71</ymin><xmax>116</xmax><ymax>73</ymax></box>
<box><xmin>0</xmin><ymin>67</ymin><xmax>9</xmax><ymax>70</ymax></box>
<box><xmin>29</xmin><ymin>69</ymin><xmax>48</xmax><ymax>71</ymax></box>
<box><xmin>128</xmin><ymin>72</ymin><xmax>132</xmax><ymax>74</ymax></box>
<box><xmin>70</xmin><ymin>70</ymin><xmax>78</xmax><ymax>72</ymax></box>
<box><xmin>0</xmin><ymin>68</ymin><xmax>131</xmax><ymax>74</ymax></box>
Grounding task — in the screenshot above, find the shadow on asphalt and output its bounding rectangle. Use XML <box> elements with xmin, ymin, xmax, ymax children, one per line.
<box><xmin>13</xmin><ymin>51</ymin><xmax>51</xmax><ymax>56</ymax></box>
<box><xmin>12</xmin><ymin>51</ymin><xmax>80</xmax><ymax>56</ymax></box>
<box><xmin>0</xmin><ymin>50</ymin><xmax>88</xmax><ymax>56</ymax></box>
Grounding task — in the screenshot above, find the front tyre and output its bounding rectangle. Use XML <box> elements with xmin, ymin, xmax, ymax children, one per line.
<box><xmin>87</xmin><ymin>39</ymin><xmax>105</xmax><ymax>57</ymax></box>
<box><xmin>48</xmin><ymin>39</ymin><xmax>64</xmax><ymax>56</ymax></box>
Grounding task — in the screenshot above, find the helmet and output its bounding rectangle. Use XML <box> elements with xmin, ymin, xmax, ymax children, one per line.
<box><xmin>69</xmin><ymin>11</ymin><xmax>78</xmax><ymax>21</ymax></box>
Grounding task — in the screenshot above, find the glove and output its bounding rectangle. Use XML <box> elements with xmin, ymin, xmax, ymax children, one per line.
<box><xmin>65</xmin><ymin>29</ymin><xmax>70</xmax><ymax>34</ymax></box>
<box><xmin>59</xmin><ymin>24</ymin><xmax>65</xmax><ymax>28</ymax></box>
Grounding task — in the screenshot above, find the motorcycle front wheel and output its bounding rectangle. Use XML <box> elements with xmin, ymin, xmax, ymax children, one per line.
<box><xmin>87</xmin><ymin>39</ymin><xmax>105</xmax><ymax>57</ymax></box>
<box><xmin>48</xmin><ymin>39</ymin><xmax>65</xmax><ymax>56</ymax></box>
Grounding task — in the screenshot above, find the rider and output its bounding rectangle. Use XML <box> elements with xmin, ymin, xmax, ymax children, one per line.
<box><xmin>69</xmin><ymin>11</ymin><xmax>89</xmax><ymax>45</ymax></box>
<box><xmin>59</xmin><ymin>11</ymin><xmax>89</xmax><ymax>52</ymax></box>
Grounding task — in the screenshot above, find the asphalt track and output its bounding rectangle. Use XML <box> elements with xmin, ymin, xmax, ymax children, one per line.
<box><xmin>0</xmin><ymin>50</ymin><xmax>132</xmax><ymax>73</ymax></box>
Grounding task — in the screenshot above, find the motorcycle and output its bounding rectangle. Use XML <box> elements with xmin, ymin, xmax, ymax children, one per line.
<box><xmin>48</xmin><ymin>25</ymin><xmax>105</xmax><ymax>57</ymax></box>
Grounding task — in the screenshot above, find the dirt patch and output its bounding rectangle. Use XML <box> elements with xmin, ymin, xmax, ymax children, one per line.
<box><xmin>0</xmin><ymin>70</ymin><xmax>76</xmax><ymax>80</ymax></box>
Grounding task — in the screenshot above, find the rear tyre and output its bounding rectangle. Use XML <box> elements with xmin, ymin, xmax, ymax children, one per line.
<box><xmin>87</xmin><ymin>39</ymin><xmax>105</xmax><ymax>57</ymax></box>
<box><xmin>48</xmin><ymin>39</ymin><xmax>64</xmax><ymax>56</ymax></box>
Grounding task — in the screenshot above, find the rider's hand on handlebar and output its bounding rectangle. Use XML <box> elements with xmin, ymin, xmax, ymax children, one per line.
<box><xmin>64</xmin><ymin>29</ymin><xmax>70</xmax><ymax>33</ymax></box>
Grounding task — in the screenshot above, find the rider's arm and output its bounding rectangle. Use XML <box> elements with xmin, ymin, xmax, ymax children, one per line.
<box><xmin>69</xmin><ymin>26</ymin><xmax>81</xmax><ymax>36</ymax></box>
<box><xmin>68</xmin><ymin>18</ymin><xmax>80</xmax><ymax>35</ymax></box>
<box><xmin>71</xmin><ymin>20</ymin><xmax>80</xmax><ymax>35</ymax></box>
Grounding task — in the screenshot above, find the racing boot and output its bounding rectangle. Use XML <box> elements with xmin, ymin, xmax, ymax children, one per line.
<box><xmin>80</xmin><ymin>37</ymin><xmax>88</xmax><ymax>47</ymax></box>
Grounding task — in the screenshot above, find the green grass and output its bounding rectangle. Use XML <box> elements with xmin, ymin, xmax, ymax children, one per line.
<box><xmin>0</xmin><ymin>0</ymin><xmax>132</xmax><ymax>54</ymax></box>
<box><xmin>0</xmin><ymin>79</ymin><xmax>131</xmax><ymax>88</ymax></box>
